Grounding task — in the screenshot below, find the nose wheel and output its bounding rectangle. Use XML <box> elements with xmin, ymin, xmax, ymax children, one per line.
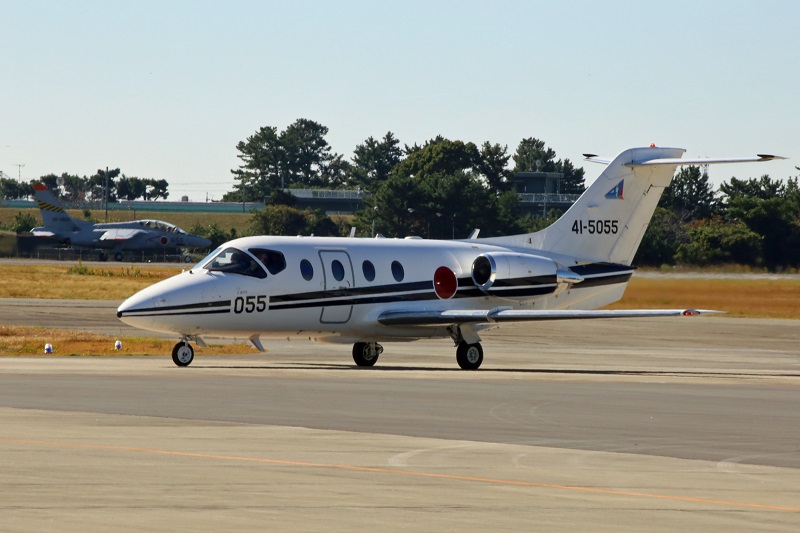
<box><xmin>171</xmin><ymin>341</ymin><xmax>194</xmax><ymax>366</ymax></box>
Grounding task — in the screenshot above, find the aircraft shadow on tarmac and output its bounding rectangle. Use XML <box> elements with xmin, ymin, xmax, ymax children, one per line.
<box><xmin>189</xmin><ymin>362</ymin><xmax>800</xmax><ymax>378</ymax></box>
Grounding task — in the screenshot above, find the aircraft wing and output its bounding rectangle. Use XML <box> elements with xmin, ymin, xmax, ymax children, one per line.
<box><xmin>377</xmin><ymin>308</ymin><xmax>721</xmax><ymax>326</ymax></box>
<box><xmin>99</xmin><ymin>228</ymin><xmax>147</xmax><ymax>241</ymax></box>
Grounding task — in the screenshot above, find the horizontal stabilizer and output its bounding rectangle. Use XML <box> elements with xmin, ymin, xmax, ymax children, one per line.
<box><xmin>627</xmin><ymin>154</ymin><xmax>787</xmax><ymax>167</ymax></box>
<box><xmin>378</xmin><ymin>308</ymin><xmax>722</xmax><ymax>326</ymax></box>
<box><xmin>583</xmin><ymin>154</ymin><xmax>612</xmax><ymax>165</ymax></box>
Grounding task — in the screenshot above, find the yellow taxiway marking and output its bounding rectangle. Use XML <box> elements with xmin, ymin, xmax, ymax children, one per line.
<box><xmin>2</xmin><ymin>437</ymin><xmax>798</xmax><ymax>513</ymax></box>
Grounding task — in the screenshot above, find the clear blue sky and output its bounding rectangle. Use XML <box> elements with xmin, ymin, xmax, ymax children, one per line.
<box><xmin>2</xmin><ymin>0</ymin><xmax>797</xmax><ymax>201</ymax></box>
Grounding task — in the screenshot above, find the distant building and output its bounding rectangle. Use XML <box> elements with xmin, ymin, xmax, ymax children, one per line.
<box><xmin>510</xmin><ymin>171</ymin><xmax>580</xmax><ymax>216</ymax></box>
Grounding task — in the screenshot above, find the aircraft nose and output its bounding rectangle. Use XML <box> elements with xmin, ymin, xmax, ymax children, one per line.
<box><xmin>193</xmin><ymin>236</ymin><xmax>213</xmax><ymax>248</ymax></box>
<box><xmin>116</xmin><ymin>271</ymin><xmax>231</xmax><ymax>334</ymax></box>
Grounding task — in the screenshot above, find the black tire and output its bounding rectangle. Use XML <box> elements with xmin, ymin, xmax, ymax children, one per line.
<box><xmin>171</xmin><ymin>342</ymin><xmax>194</xmax><ymax>367</ymax></box>
<box><xmin>456</xmin><ymin>341</ymin><xmax>483</xmax><ymax>370</ymax></box>
<box><xmin>114</xmin><ymin>252</ymin><xmax>124</xmax><ymax>262</ymax></box>
<box><xmin>352</xmin><ymin>342</ymin><xmax>379</xmax><ymax>367</ymax></box>
<box><xmin>99</xmin><ymin>252</ymin><xmax>108</xmax><ymax>262</ymax></box>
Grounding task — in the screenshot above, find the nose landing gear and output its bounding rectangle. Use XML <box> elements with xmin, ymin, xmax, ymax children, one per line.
<box><xmin>171</xmin><ymin>341</ymin><xmax>194</xmax><ymax>366</ymax></box>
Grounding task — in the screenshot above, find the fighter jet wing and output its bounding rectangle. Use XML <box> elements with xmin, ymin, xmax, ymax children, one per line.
<box><xmin>99</xmin><ymin>228</ymin><xmax>147</xmax><ymax>241</ymax></box>
<box><xmin>377</xmin><ymin>308</ymin><xmax>721</xmax><ymax>326</ymax></box>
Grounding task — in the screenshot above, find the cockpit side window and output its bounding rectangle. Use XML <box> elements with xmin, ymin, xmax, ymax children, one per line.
<box><xmin>248</xmin><ymin>248</ymin><xmax>287</xmax><ymax>275</ymax></box>
<box><xmin>202</xmin><ymin>247</ymin><xmax>267</xmax><ymax>279</ymax></box>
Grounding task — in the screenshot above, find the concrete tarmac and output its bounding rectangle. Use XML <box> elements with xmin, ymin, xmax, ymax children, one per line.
<box><xmin>0</xmin><ymin>299</ymin><xmax>799</xmax><ymax>531</ymax></box>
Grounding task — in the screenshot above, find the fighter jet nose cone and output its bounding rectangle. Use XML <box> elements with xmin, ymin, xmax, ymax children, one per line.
<box><xmin>116</xmin><ymin>310</ymin><xmax>123</xmax><ymax>318</ymax></box>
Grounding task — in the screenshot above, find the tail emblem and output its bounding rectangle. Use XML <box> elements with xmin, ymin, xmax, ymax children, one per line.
<box><xmin>605</xmin><ymin>180</ymin><xmax>624</xmax><ymax>200</ymax></box>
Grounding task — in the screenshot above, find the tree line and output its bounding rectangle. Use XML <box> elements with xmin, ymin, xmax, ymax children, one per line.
<box><xmin>6</xmin><ymin>116</ymin><xmax>799</xmax><ymax>270</ymax></box>
<box><xmin>226</xmin><ymin>118</ymin><xmax>586</xmax><ymax>240</ymax></box>
<box><xmin>639</xmin><ymin>168</ymin><xmax>800</xmax><ymax>270</ymax></box>
<box><xmin>0</xmin><ymin>170</ymin><xmax>168</xmax><ymax>203</ymax></box>
<box><xmin>223</xmin><ymin>118</ymin><xmax>800</xmax><ymax>270</ymax></box>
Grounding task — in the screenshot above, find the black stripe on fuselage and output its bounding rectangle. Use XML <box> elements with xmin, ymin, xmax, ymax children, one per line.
<box><xmin>268</xmin><ymin>277</ymin><xmax>558</xmax><ymax>311</ymax></box>
<box><xmin>118</xmin><ymin>299</ymin><xmax>231</xmax><ymax>318</ymax></box>
<box><xmin>120</xmin><ymin>308</ymin><xmax>233</xmax><ymax>318</ymax></box>
<box><xmin>576</xmin><ymin>272</ymin><xmax>633</xmax><ymax>288</ymax></box>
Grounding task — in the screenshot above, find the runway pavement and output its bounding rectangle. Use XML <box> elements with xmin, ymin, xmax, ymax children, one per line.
<box><xmin>0</xmin><ymin>299</ymin><xmax>799</xmax><ymax>531</ymax></box>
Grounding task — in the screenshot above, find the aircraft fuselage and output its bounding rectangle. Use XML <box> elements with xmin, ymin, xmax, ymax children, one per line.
<box><xmin>117</xmin><ymin>235</ymin><xmax>632</xmax><ymax>343</ymax></box>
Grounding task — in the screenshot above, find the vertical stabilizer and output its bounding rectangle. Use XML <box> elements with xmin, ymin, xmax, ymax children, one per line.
<box><xmin>483</xmin><ymin>146</ymin><xmax>685</xmax><ymax>265</ymax></box>
<box><xmin>33</xmin><ymin>184</ymin><xmax>80</xmax><ymax>234</ymax></box>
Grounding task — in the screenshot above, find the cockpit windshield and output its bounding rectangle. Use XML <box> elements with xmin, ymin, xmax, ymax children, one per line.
<box><xmin>138</xmin><ymin>219</ymin><xmax>188</xmax><ymax>234</ymax></box>
<box><xmin>202</xmin><ymin>247</ymin><xmax>267</xmax><ymax>279</ymax></box>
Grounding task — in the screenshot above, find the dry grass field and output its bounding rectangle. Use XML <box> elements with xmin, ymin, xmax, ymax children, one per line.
<box><xmin>608</xmin><ymin>277</ymin><xmax>800</xmax><ymax>319</ymax></box>
<box><xmin>0</xmin><ymin>264</ymin><xmax>180</xmax><ymax>299</ymax></box>
<box><xmin>0</xmin><ymin>325</ymin><xmax>253</xmax><ymax>356</ymax></box>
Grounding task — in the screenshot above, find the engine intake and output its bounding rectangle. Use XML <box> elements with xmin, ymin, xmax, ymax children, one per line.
<box><xmin>471</xmin><ymin>252</ymin><xmax>561</xmax><ymax>300</ymax></box>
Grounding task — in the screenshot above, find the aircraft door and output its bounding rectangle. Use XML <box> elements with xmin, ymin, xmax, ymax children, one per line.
<box><xmin>319</xmin><ymin>250</ymin><xmax>354</xmax><ymax>324</ymax></box>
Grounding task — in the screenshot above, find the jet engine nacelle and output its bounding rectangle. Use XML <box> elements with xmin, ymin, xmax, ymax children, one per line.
<box><xmin>471</xmin><ymin>252</ymin><xmax>560</xmax><ymax>300</ymax></box>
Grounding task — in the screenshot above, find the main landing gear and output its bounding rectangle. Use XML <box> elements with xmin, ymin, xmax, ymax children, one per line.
<box><xmin>351</xmin><ymin>339</ymin><xmax>485</xmax><ymax>370</ymax></box>
<box><xmin>456</xmin><ymin>341</ymin><xmax>483</xmax><ymax>370</ymax></box>
<box><xmin>172</xmin><ymin>341</ymin><xmax>194</xmax><ymax>366</ymax></box>
<box><xmin>352</xmin><ymin>342</ymin><xmax>383</xmax><ymax>367</ymax></box>
<box><xmin>98</xmin><ymin>251</ymin><xmax>124</xmax><ymax>261</ymax></box>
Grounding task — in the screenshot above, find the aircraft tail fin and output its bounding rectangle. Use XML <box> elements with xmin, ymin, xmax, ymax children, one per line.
<box><xmin>34</xmin><ymin>183</ymin><xmax>80</xmax><ymax>234</ymax></box>
<box><xmin>481</xmin><ymin>146</ymin><xmax>784</xmax><ymax>265</ymax></box>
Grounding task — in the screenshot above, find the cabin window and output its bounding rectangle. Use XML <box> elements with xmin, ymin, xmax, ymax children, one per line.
<box><xmin>300</xmin><ymin>259</ymin><xmax>314</xmax><ymax>281</ymax></box>
<box><xmin>248</xmin><ymin>248</ymin><xmax>287</xmax><ymax>275</ymax></box>
<box><xmin>362</xmin><ymin>260</ymin><xmax>375</xmax><ymax>282</ymax></box>
<box><xmin>202</xmin><ymin>247</ymin><xmax>267</xmax><ymax>279</ymax></box>
<box><xmin>391</xmin><ymin>260</ymin><xmax>404</xmax><ymax>282</ymax></box>
<box><xmin>331</xmin><ymin>259</ymin><xmax>345</xmax><ymax>281</ymax></box>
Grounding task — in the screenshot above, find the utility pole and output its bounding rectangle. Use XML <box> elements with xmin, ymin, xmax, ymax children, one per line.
<box><xmin>104</xmin><ymin>166</ymin><xmax>109</xmax><ymax>222</ymax></box>
<box><xmin>13</xmin><ymin>163</ymin><xmax>24</xmax><ymax>182</ymax></box>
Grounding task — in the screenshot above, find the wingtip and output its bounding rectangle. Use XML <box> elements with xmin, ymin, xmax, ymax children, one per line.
<box><xmin>683</xmin><ymin>309</ymin><xmax>726</xmax><ymax>316</ymax></box>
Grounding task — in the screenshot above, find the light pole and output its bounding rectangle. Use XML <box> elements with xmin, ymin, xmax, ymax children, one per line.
<box><xmin>371</xmin><ymin>205</ymin><xmax>378</xmax><ymax>237</ymax></box>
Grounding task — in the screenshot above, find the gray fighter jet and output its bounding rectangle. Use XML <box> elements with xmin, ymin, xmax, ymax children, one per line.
<box><xmin>31</xmin><ymin>183</ymin><xmax>212</xmax><ymax>261</ymax></box>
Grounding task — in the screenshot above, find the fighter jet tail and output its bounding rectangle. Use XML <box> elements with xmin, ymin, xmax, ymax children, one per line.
<box><xmin>33</xmin><ymin>183</ymin><xmax>81</xmax><ymax>235</ymax></box>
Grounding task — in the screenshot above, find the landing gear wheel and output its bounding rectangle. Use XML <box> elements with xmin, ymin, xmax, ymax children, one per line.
<box><xmin>456</xmin><ymin>341</ymin><xmax>483</xmax><ymax>370</ymax></box>
<box><xmin>183</xmin><ymin>255</ymin><xmax>192</xmax><ymax>263</ymax></box>
<box><xmin>114</xmin><ymin>252</ymin><xmax>124</xmax><ymax>262</ymax></box>
<box><xmin>171</xmin><ymin>342</ymin><xmax>194</xmax><ymax>367</ymax></box>
<box><xmin>99</xmin><ymin>252</ymin><xmax>108</xmax><ymax>262</ymax></box>
<box><xmin>352</xmin><ymin>342</ymin><xmax>382</xmax><ymax>367</ymax></box>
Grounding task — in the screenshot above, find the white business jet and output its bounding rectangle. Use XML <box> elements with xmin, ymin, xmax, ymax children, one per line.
<box><xmin>117</xmin><ymin>146</ymin><xmax>784</xmax><ymax>368</ymax></box>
